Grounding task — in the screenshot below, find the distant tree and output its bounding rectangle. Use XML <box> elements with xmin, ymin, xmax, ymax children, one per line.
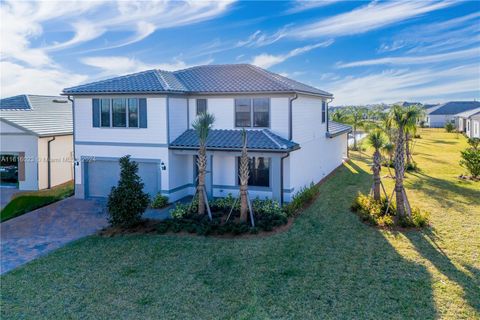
<box><xmin>331</xmin><ymin>108</ymin><xmax>348</xmax><ymax>123</ymax></box>
<box><xmin>192</xmin><ymin>112</ymin><xmax>215</xmax><ymax>216</ymax></box>
<box><xmin>367</xmin><ymin>130</ymin><xmax>387</xmax><ymax>201</ymax></box>
<box><xmin>107</xmin><ymin>155</ymin><xmax>150</xmax><ymax>228</ymax></box>
<box><xmin>346</xmin><ymin>106</ymin><xmax>366</xmax><ymax>150</ymax></box>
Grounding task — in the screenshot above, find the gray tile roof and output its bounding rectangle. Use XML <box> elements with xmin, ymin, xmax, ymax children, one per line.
<box><xmin>63</xmin><ymin>64</ymin><xmax>332</xmax><ymax>97</ymax></box>
<box><xmin>0</xmin><ymin>95</ymin><xmax>72</xmax><ymax>136</ymax></box>
<box><xmin>170</xmin><ymin>129</ymin><xmax>300</xmax><ymax>152</ymax></box>
<box><xmin>326</xmin><ymin>121</ymin><xmax>352</xmax><ymax>138</ymax></box>
<box><xmin>429</xmin><ymin>101</ymin><xmax>480</xmax><ymax>115</ymax></box>
<box><xmin>455</xmin><ymin>107</ymin><xmax>480</xmax><ymax>118</ymax></box>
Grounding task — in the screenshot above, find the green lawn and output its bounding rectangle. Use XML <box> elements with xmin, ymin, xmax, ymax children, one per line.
<box><xmin>1</xmin><ymin>130</ymin><xmax>479</xmax><ymax>319</ymax></box>
<box><xmin>1</xmin><ymin>181</ymin><xmax>74</xmax><ymax>222</ymax></box>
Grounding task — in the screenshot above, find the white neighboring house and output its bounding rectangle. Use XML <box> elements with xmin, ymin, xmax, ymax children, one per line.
<box><xmin>426</xmin><ymin>101</ymin><xmax>480</xmax><ymax>128</ymax></box>
<box><xmin>465</xmin><ymin>111</ymin><xmax>480</xmax><ymax>138</ymax></box>
<box><xmin>63</xmin><ymin>64</ymin><xmax>351</xmax><ymax>204</ymax></box>
<box><xmin>0</xmin><ymin>95</ymin><xmax>74</xmax><ymax>190</ymax></box>
<box><xmin>455</xmin><ymin>108</ymin><xmax>480</xmax><ymax>135</ymax></box>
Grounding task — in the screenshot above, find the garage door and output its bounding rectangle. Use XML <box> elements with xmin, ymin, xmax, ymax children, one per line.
<box><xmin>86</xmin><ymin>160</ymin><xmax>160</xmax><ymax>198</ymax></box>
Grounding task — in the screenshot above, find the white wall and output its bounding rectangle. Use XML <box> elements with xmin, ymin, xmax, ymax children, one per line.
<box><xmin>169</xmin><ymin>97</ymin><xmax>188</xmax><ymax>142</ymax></box>
<box><xmin>38</xmin><ymin>135</ymin><xmax>73</xmax><ymax>189</ymax></box>
<box><xmin>74</xmin><ymin>96</ymin><xmax>168</xmax><ymax>144</ymax></box>
<box><xmin>291</xmin><ymin>94</ymin><xmax>326</xmax><ymax>143</ymax></box>
<box><xmin>429</xmin><ymin>114</ymin><xmax>454</xmax><ymax>128</ymax></box>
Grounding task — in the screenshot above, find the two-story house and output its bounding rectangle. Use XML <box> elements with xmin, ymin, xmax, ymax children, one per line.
<box><xmin>63</xmin><ymin>64</ymin><xmax>351</xmax><ymax>204</ymax></box>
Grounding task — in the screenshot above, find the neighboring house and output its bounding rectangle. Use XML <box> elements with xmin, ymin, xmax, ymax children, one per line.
<box><xmin>454</xmin><ymin>108</ymin><xmax>480</xmax><ymax>133</ymax></box>
<box><xmin>63</xmin><ymin>64</ymin><xmax>351</xmax><ymax>203</ymax></box>
<box><xmin>0</xmin><ymin>95</ymin><xmax>73</xmax><ymax>190</ymax></box>
<box><xmin>426</xmin><ymin>101</ymin><xmax>480</xmax><ymax>128</ymax></box>
<box><xmin>465</xmin><ymin>111</ymin><xmax>480</xmax><ymax>138</ymax></box>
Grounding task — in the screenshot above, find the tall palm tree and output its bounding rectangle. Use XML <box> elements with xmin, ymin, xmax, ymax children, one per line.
<box><xmin>390</xmin><ymin>105</ymin><xmax>422</xmax><ymax>218</ymax></box>
<box><xmin>382</xmin><ymin>142</ymin><xmax>395</xmax><ymax>177</ymax></box>
<box><xmin>346</xmin><ymin>106</ymin><xmax>365</xmax><ymax>150</ymax></box>
<box><xmin>405</xmin><ymin>105</ymin><xmax>424</xmax><ymax>167</ymax></box>
<box><xmin>192</xmin><ymin>112</ymin><xmax>215</xmax><ymax>215</ymax></box>
<box><xmin>239</xmin><ymin>129</ymin><xmax>250</xmax><ymax>223</ymax></box>
<box><xmin>367</xmin><ymin>130</ymin><xmax>386</xmax><ymax>201</ymax></box>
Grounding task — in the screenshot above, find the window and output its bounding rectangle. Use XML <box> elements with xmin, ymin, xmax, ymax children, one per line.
<box><xmin>100</xmin><ymin>99</ymin><xmax>110</xmax><ymax>127</ymax></box>
<box><xmin>196</xmin><ymin>99</ymin><xmax>207</xmax><ymax>115</ymax></box>
<box><xmin>128</xmin><ymin>98</ymin><xmax>138</xmax><ymax>127</ymax></box>
<box><xmin>93</xmin><ymin>98</ymin><xmax>146</xmax><ymax>128</ymax></box>
<box><xmin>253</xmin><ymin>98</ymin><xmax>269</xmax><ymax>127</ymax></box>
<box><xmin>112</xmin><ymin>98</ymin><xmax>127</xmax><ymax>127</ymax></box>
<box><xmin>321</xmin><ymin>101</ymin><xmax>326</xmax><ymax>123</ymax></box>
<box><xmin>238</xmin><ymin>157</ymin><xmax>270</xmax><ymax>187</ymax></box>
<box><xmin>235</xmin><ymin>98</ymin><xmax>251</xmax><ymax>127</ymax></box>
<box><xmin>235</xmin><ymin>98</ymin><xmax>270</xmax><ymax>127</ymax></box>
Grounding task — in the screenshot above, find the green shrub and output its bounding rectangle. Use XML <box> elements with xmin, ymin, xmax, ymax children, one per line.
<box><xmin>445</xmin><ymin>122</ymin><xmax>455</xmax><ymax>133</ymax></box>
<box><xmin>170</xmin><ymin>203</ymin><xmax>189</xmax><ymax>219</ymax></box>
<box><xmin>210</xmin><ymin>194</ymin><xmax>238</xmax><ymax>212</ymax></box>
<box><xmin>351</xmin><ymin>192</ymin><xmax>428</xmax><ymax>228</ymax></box>
<box><xmin>460</xmin><ymin>137</ymin><xmax>480</xmax><ymax>178</ymax></box>
<box><xmin>151</xmin><ymin>194</ymin><xmax>169</xmax><ymax>209</ymax></box>
<box><xmin>284</xmin><ymin>182</ymin><xmax>320</xmax><ymax>216</ymax></box>
<box><xmin>405</xmin><ymin>161</ymin><xmax>418</xmax><ymax>171</ymax></box>
<box><xmin>107</xmin><ymin>155</ymin><xmax>150</xmax><ymax>228</ymax></box>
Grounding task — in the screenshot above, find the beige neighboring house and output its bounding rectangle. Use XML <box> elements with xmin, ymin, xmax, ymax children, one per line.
<box><xmin>0</xmin><ymin>95</ymin><xmax>73</xmax><ymax>190</ymax></box>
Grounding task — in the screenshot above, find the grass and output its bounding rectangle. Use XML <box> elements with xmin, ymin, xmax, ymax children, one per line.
<box><xmin>0</xmin><ymin>181</ymin><xmax>74</xmax><ymax>222</ymax></box>
<box><xmin>1</xmin><ymin>130</ymin><xmax>479</xmax><ymax>319</ymax></box>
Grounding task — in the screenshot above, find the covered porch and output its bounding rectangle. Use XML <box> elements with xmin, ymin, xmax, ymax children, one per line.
<box><xmin>169</xmin><ymin>129</ymin><xmax>300</xmax><ymax>204</ymax></box>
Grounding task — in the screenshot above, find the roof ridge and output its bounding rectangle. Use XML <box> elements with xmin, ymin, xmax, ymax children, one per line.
<box><xmin>262</xmin><ymin>129</ymin><xmax>286</xmax><ymax>149</ymax></box>
<box><xmin>63</xmin><ymin>69</ymin><xmax>158</xmax><ymax>92</ymax></box>
<box><xmin>153</xmin><ymin>70</ymin><xmax>171</xmax><ymax>90</ymax></box>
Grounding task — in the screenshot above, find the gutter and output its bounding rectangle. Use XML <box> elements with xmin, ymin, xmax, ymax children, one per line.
<box><xmin>325</xmin><ymin>97</ymin><xmax>334</xmax><ymax>135</ymax></box>
<box><xmin>288</xmin><ymin>93</ymin><xmax>298</xmax><ymax>140</ymax></box>
<box><xmin>47</xmin><ymin>136</ymin><xmax>56</xmax><ymax>189</ymax></box>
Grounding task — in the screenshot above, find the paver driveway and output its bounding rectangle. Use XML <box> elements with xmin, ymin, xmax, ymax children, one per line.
<box><xmin>1</xmin><ymin>197</ymin><xmax>108</xmax><ymax>274</ymax></box>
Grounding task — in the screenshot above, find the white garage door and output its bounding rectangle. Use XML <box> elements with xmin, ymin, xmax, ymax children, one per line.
<box><xmin>86</xmin><ymin>159</ymin><xmax>160</xmax><ymax>198</ymax></box>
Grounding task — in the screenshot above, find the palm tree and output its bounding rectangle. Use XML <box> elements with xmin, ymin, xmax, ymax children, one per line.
<box><xmin>345</xmin><ymin>106</ymin><xmax>366</xmax><ymax>150</ymax></box>
<box><xmin>331</xmin><ymin>108</ymin><xmax>348</xmax><ymax>123</ymax></box>
<box><xmin>405</xmin><ymin>105</ymin><xmax>424</xmax><ymax>167</ymax></box>
<box><xmin>390</xmin><ymin>105</ymin><xmax>422</xmax><ymax>218</ymax></box>
<box><xmin>382</xmin><ymin>142</ymin><xmax>395</xmax><ymax>177</ymax></box>
<box><xmin>239</xmin><ymin>129</ymin><xmax>250</xmax><ymax>223</ymax></box>
<box><xmin>367</xmin><ymin>130</ymin><xmax>386</xmax><ymax>201</ymax></box>
<box><xmin>192</xmin><ymin>112</ymin><xmax>215</xmax><ymax>215</ymax></box>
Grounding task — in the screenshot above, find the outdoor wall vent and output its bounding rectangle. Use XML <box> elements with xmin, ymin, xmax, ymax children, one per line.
<box><xmin>52</xmin><ymin>99</ymin><xmax>68</xmax><ymax>103</ymax></box>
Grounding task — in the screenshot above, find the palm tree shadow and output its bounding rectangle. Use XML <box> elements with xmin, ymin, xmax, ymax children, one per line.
<box><xmin>404</xmin><ymin>229</ymin><xmax>480</xmax><ymax>313</ymax></box>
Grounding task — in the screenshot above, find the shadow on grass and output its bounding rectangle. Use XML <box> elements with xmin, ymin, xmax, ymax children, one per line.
<box><xmin>404</xmin><ymin>230</ymin><xmax>480</xmax><ymax>313</ymax></box>
<box><xmin>409</xmin><ymin>171</ymin><xmax>480</xmax><ymax>207</ymax></box>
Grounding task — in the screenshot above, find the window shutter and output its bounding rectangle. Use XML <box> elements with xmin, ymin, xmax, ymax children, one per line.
<box><xmin>92</xmin><ymin>99</ymin><xmax>100</xmax><ymax>127</ymax></box>
<box><xmin>139</xmin><ymin>98</ymin><xmax>147</xmax><ymax>128</ymax></box>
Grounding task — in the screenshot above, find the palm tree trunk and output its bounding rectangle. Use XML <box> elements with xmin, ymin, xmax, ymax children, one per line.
<box><xmin>239</xmin><ymin>150</ymin><xmax>249</xmax><ymax>223</ymax></box>
<box><xmin>197</xmin><ymin>146</ymin><xmax>206</xmax><ymax>215</ymax></box>
<box><xmin>373</xmin><ymin>149</ymin><xmax>381</xmax><ymax>201</ymax></box>
<box><xmin>394</xmin><ymin>125</ymin><xmax>406</xmax><ymax>217</ymax></box>
<box><xmin>405</xmin><ymin>132</ymin><xmax>412</xmax><ymax>166</ymax></box>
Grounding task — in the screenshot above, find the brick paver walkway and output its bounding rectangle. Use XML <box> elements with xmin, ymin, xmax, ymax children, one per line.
<box><xmin>1</xmin><ymin>198</ymin><xmax>108</xmax><ymax>274</ymax></box>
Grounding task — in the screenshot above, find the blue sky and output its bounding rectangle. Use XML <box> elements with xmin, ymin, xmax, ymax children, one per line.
<box><xmin>1</xmin><ymin>0</ymin><xmax>479</xmax><ymax>105</ymax></box>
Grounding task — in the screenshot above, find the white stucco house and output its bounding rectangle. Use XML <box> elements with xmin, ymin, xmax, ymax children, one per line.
<box><xmin>63</xmin><ymin>64</ymin><xmax>351</xmax><ymax>204</ymax></box>
<box><xmin>426</xmin><ymin>101</ymin><xmax>480</xmax><ymax>128</ymax></box>
<box><xmin>0</xmin><ymin>95</ymin><xmax>74</xmax><ymax>190</ymax></box>
<box><xmin>464</xmin><ymin>111</ymin><xmax>480</xmax><ymax>138</ymax></box>
<box><xmin>455</xmin><ymin>108</ymin><xmax>480</xmax><ymax>135</ymax></box>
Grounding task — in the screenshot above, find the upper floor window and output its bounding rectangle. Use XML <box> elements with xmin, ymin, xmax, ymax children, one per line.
<box><xmin>237</xmin><ymin>156</ymin><xmax>270</xmax><ymax>187</ymax></box>
<box><xmin>235</xmin><ymin>98</ymin><xmax>270</xmax><ymax>128</ymax></box>
<box><xmin>196</xmin><ymin>99</ymin><xmax>207</xmax><ymax>115</ymax></box>
<box><xmin>321</xmin><ymin>101</ymin><xmax>326</xmax><ymax>123</ymax></box>
<box><xmin>93</xmin><ymin>98</ymin><xmax>147</xmax><ymax>128</ymax></box>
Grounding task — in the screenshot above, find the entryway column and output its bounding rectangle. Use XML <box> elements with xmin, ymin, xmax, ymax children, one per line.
<box><xmin>205</xmin><ymin>154</ymin><xmax>213</xmax><ymax>198</ymax></box>
<box><xmin>271</xmin><ymin>156</ymin><xmax>281</xmax><ymax>202</ymax></box>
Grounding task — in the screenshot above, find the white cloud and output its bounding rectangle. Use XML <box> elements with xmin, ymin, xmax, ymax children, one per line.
<box><xmin>337</xmin><ymin>47</ymin><xmax>480</xmax><ymax>68</ymax></box>
<box><xmin>286</xmin><ymin>0</ymin><xmax>341</xmax><ymax>14</ymax></box>
<box><xmin>81</xmin><ymin>56</ymin><xmax>213</xmax><ymax>78</ymax></box>
<box><xmin>0</xmin><ymin>61</ymin><xmax>88</xmax><ymax>97</ymax></box>
<box><xmin>325</xmin><ymin>64</ymin><xmax>480</xmax><ymax>105</ymax></box>
<box><xmin>236</xmin><ymin>27</ymin><xmax>290</xmax><ymax>48</ymax></box>
<box><xmin>251</xmin><ymin>40</ymin><xmax>333</xmax><ymax>68</ymax></box>
<box><xmin>289</xmin><ymin>1</ymin><xmax>455</xmax><ymax>39</ymax></box>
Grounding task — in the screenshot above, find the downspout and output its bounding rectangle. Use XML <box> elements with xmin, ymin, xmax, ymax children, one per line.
<box><xmin>280</xmin><ymin>153</ymin><xmax>290</xmax><ymax>205</ymax></box>
<box><xmin>288</xmin><ymin>93</ymin><xmax>298</xmax><ymax>140</ymax></box>
<box><xmin>47</xmin><ymin>136</ymin><xmax>56</xmax><ymax>189</ymax></box>
<box><xmin>325</xmin><ymin>97</ymin><xmax>334</xmax><ymax>134</ymax></box>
